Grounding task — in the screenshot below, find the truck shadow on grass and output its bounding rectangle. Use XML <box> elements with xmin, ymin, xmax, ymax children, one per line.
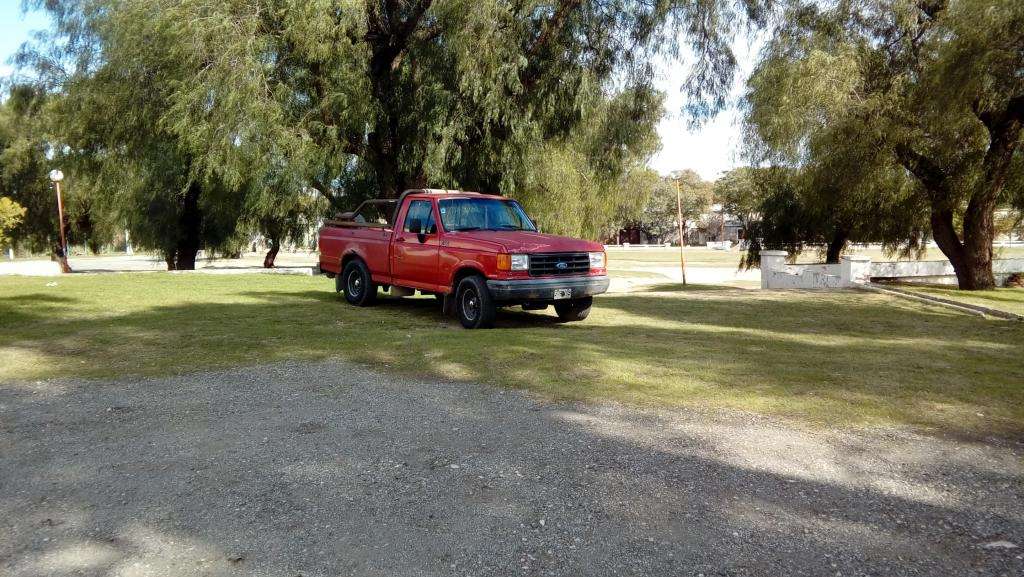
<box><xmin>1</xmin><ymin>277</ymin><xmax>1022</xmax><ymax>438</ymax></box>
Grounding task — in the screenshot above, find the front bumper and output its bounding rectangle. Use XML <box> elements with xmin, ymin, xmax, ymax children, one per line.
<box><xmin>486</xmin><ymin>275</ymin><xmax>610</xmax><ymax>302</ymax></box>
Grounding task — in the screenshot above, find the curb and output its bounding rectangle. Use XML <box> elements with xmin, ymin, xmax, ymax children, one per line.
<box><xmin>862</xmin><ymin>283</ymin><xmax>1023</xmax><ymax>321</ymax></box>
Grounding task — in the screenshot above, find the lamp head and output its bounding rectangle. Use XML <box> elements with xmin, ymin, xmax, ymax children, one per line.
<box><xmin>49</xmin><ymin>169</ymin><xmax>64</xmax><ymax>183</ymax></box>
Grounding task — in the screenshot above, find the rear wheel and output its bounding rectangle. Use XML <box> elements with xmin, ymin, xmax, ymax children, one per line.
<box><xmin>340</xmin><ymin>259</ymin><xmax>377</xmax><ymax>306</ymax></box>
<box><xmin>456</xmin><ymin>276</ymin><xmax>496</xmax><ymax>329</ymax></box>
<box><xmin>554</xmin><ymin>296</ymin><xmax>592</xmax><ymax>322</ymax></box>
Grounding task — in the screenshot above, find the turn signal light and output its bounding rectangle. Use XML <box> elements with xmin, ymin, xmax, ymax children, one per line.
<box><xmin>497</xmin><ymin>254</ymin><xmax>529</xmax><ymax>271</ymax></box>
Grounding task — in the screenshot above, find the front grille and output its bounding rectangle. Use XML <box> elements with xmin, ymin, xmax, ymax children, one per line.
<box><xmin>528</xmin><ymin>252</ymin><xmax>590</xmax><ymax>276</ymax></box>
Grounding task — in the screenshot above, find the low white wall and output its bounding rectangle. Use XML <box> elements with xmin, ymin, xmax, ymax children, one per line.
<box><xmin>761</xmin><ymin>252</ymin><xmax>1024</xmax><ymax>289</ymax></box>
<box><xmin>779</xmin><ymin>263</ymin><xmax>841</xmax><ymax>275</ymax></box>
<box><xmin>760</xmin><ymin>251</ymin><xmax>849</xmax><ymax>289</ymax></box>
<box><xmin>0</xmin><ymin>260</ymin><xmax>62</xmax><ymax>276</ymax></box>
<box><xmin>870</xmin><ymin>259</ymin><xmax>1024</xmax><ymax>283</ymax></box>
<box><xmin>765</xmin><ymin>268</ymin><xmax>842</xmax><ymax>289</ymax></box>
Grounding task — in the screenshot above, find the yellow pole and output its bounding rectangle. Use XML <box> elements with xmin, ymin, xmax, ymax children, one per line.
<box><xmin>674</xmin><ymin>179</ymin><xmax>687</xmax><ymax>286</ymax></box>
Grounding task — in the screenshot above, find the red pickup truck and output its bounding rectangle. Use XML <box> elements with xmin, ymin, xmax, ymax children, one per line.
<box><xmin>318</xmin><ymin>189</ymin><xmax>609</xmax><ymax>328</ymax></box>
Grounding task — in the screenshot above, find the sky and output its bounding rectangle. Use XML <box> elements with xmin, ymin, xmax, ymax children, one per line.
<box><xmin>0</xmin><ymin>5</ymin><xmax>755</xmax><ymax>182</ymax></box>
<box><xmin>647</xmin><ymin>35</ymin><xmax>763</xmax><ymax>181</ymax></box>
<box><xmin>0</xmin><ymin>2</ymin><xmax>49</xmax><ymax>78</ymax></box>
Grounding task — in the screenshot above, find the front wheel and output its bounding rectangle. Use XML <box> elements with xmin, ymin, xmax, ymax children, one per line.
<box><xmin>554</xmin><ymin>296</ymin><xmax>592</xmax><ymax>322</ymax></box>
<box><xmin>456</xmin><ymin>276</ymin><xmax>496</xmax><ymax>329</ymax></box>
<box><xmin>339</xmin><ymin>259</ymin><xmax>377</xmax><ymax>306</ymax></box>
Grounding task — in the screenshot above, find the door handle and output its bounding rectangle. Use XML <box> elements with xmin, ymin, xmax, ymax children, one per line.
<box><xmin>395</xmin><ymin>237</ymin><xmax>406</xmax><ymax>243</ymax></box>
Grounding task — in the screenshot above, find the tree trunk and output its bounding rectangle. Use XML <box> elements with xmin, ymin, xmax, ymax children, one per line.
<box><xmin>947</xmin><ymin>94</ymin><xmax>1024</xmax><ymax>290</ymax></box>
<box><xmin>364</xmin><ymin>1</ymin><xmax>433</xmax><ymax>199</ymax></box>
<box><xmin>959</xmin><ymin>194</ymin><xmax>997</xmax><ymax>290</ymax></box>
<box><xmin>824</xmin><ymin>228</ymin><xmax>849</xmax><ymax>264</ymax></box>
<box><xmin>53</xmin><ymin>245</ymin><xmax>72</xmax><ymax>273</ymax></box>
<box><xmin>929</xmin><ymin>206</ymin><xmax>995</xmax><ymax>290</ymax></box>
<box><xmin>165</xmin><ymin>253</ymin><xmax>176</xmax><ymax>271</ymax></box>
<box><xmin>263</xmin><ymin>236</ymin><xmax>280</xmax><ymax>268</ymax></box>
<box><xmin>176</xmin><ymin>183</ymin><xmax>203</xmax><ymax>270</ymax></box>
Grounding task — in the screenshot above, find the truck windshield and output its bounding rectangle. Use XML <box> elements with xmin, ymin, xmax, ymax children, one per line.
<box><xmin>438</xmin><ymin>198</ymin><xmax>537</xmax><ymax>232</ymax></box>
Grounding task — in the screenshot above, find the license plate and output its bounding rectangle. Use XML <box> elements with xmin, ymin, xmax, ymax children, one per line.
<box><xmin>553</xmin><ymin>288</ymin><xmax>572</xmax><ymax>300</ymax></box>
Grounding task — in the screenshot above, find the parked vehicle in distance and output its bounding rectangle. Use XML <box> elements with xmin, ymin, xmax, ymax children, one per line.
<box><xmin>318</xmin><ymin>189</ymin><xmax>609</xmax><ymax>328</ymax></box>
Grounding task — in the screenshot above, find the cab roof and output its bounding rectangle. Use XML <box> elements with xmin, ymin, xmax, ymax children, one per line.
<box><xmin>406</xmin><ymin>189</ymin><xmax>490</xmax><ymax>198</ymax></box>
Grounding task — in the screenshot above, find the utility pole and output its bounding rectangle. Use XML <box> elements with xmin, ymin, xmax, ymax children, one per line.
<box><xmin>674</xmin><ymin>178</ymin><xmax>687</xmax><ymax>286</ymax></box>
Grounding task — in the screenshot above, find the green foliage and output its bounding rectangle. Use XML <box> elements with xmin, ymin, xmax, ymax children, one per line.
<box><xmin>716</xmin><ymin>167</ymin><xmax>759</xmax><ymax>232</ymax></box>
<box><xmin>7</xmin><ymin>0</ymin><xmax>768</xmax><ymax>262</ymax></box>
<box><xmin>145</xmin><ymin>0</ymin><xmax>741</xmax><ymax>202</ymax></box>
<box><xmin>512</xmin><ymin>88</ymin><xmax>665</xmax><ymax>240</ymax></box>
<box><xmin>627</xmin><ymin>170</ymin><xmax>713</xmax><ymax>244</ymax></box>
<box><xmin>0</xmin><ymin>197</ymin><xmax>26</xmax><ymax>247</ymax></box>
<box><xmin>0</xmin><ymin>86</ymin><xmax>61</xmax><ymax>253</ymax></box>
<box><xmin>744</xmin><ymin>0</ymin><xmax>1024</xmax><ymax>289</ymax></box>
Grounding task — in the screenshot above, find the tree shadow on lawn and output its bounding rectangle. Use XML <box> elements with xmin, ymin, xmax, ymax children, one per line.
<box><xmin>1</xmin><ymin>284</ymin><xmax>1022</xmax><ymax>437</ymax></box>
<box><xmin>0</xmin><ymin>293</ymin><xmax>79</xmax><ymax>325</ymax></box>
<box><xmin>1</xmin><ymin>362</ymin><xmax>1021</xmax><ymax>576</ymax></box>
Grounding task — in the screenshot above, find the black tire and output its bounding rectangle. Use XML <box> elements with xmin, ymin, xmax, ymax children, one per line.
<box><xmin>339</xmin><ymin>259</ymin><xmax>377</xmax><ymax>306</ymax></box>
<box><xmin>456</xmin><ymin>275</ymin><xmax>496</xmax><ymax>329</ymax></box>
<box><xmin>554</xmin><ymin>296</ymin><xmax>592</xmax><ymax>322</ymax></box>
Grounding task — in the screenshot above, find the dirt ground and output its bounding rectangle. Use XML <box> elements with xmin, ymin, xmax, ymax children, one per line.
<box><xmin>2</xmin><ymin>360</ymin><xmax>1021</xmax><ymax>576</ymax></box>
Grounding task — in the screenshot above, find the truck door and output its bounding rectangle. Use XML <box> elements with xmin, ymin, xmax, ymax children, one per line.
<box><xmin>391</xmin><ymin>199</ymin><xmax>441</xmax><ymax>290</ymax></box>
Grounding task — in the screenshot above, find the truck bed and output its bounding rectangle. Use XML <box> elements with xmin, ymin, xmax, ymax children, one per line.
<box><xmin>318</xmin><ymin>224</ymin><xmax>393</xmax><ymax>281</ymax></box>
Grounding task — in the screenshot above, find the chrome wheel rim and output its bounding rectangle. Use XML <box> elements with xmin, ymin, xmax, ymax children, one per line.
<box><xmin>461</xmin><ymin>288</ymin><xmax>479</xmax><ymax>322</ymax></box>
<box><xmin>347</xmin><ymin>270</ymin><xmax>363</xmax><ymax>298</ymax></box>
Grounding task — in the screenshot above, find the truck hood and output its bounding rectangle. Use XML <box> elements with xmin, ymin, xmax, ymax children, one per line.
<box><xmin>451</xmin><ymin>230</ymin><xmax>604</xmax><ymax>253</ymax></box>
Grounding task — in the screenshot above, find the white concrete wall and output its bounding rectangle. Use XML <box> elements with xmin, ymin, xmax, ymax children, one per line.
<box><xmin>761</xmin><ymin>252</ymin><xmax>1024</xmax><ymax>289</ymax></box>
<box><xmin>0</xmin><ymin>260</ymin><xmax>62</xmax><ymax>276</ymax></box>
<box><xmin>870</xmin><ymin>258</ymin><xmax>1024</xmax><ymax>279</ymax></box>
<box><xmin>760</xmin><ymin>251</ymin><xmax>845</xmax><ymax>289</ymax></box>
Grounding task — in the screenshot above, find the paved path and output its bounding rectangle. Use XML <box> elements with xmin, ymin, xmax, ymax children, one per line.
<box><xmin>0</xmin><ymin>253</ymin><xmax>318</xmax><ymax>276</ymax></box>
<box><xmin>2</xmin><ymin>361</ymin><xmax>1022</xmax><ymax>576</ymax></box>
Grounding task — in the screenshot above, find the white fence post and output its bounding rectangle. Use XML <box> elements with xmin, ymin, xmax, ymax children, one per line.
<box><xmin>841</xmin><ymin>255</ymin><xmax>872</xmax><ymax>287</ymax></box>
<box><xmin>760</xmin><ymin>250</ymin><xmax>788</xmax><ymax>289</ymax></box>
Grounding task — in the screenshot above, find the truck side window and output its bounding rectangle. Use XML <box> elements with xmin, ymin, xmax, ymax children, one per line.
<box><xmin>403</xmin><ymin>200</ymin><xmax>436</xmax><ymax>234</ymax></box>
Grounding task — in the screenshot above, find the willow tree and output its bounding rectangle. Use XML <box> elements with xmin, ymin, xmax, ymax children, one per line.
<box><xmin>134</xmin><ymin>0</ymin><xmax>768</xmax><ymax>202</ymax></box>
<box><xmin>17</xmin><ymin>0</ymin><xmax>248</xmax><ymax>269</ymax></box>
<box><xmin>18</xmin><ymin>0</ymin><xmax>768</xmax><ymax>260</ymax></box>
<box><xmin>0</xmin><ymin>85</ymin><xmax>81</xmax><ymax>259</ymax></box>
<box><xmin>745</xmin><ymin>0</ymin><xmax>1024</xmax><ymax>289</ymax></box>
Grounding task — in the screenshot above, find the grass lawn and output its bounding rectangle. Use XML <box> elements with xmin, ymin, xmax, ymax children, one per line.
<box><xmin>895</xmin><ymin>284</ymin><xmax>1024</xmax><ymax>317</ymax></box>
<box><xmin>607</xmin><ymin>247</ymin><xmax>744</xmax><ymax>268</ymax></box>
<box><xmin>1</xmin><ymin>274</ymin><xmax>1022</xmax><ymax>436</ymax></box>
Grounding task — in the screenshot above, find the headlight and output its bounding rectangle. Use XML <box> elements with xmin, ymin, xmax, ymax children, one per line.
<box><xmin>510</xmin><ymin>254</ymin><xmax>529</xmax><ymax>271</ymax></box>
<box><xmin>589</xmin><ymin>251</ymin><xmax>606</xmax><ymax>269</ymax></box>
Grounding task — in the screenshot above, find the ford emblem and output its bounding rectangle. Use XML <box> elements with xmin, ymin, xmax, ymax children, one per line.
<box><xmin>556</xmin><ymin>261</ymin><xmax>568</xmax><ymax>270</ymax></box>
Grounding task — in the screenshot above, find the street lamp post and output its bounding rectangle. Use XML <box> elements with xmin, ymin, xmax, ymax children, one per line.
<box><xmin>49</xmin><ymin>169</ymin><xmax>71</xmax><ymax>273</ymax></box>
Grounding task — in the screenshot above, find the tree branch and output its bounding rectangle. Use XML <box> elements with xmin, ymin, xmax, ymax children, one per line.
<box><xmin>520</xmin><ymin>0</ymin><xmax>583</xmax><ymax>91</ymax></box>
<box><xmin>894</xmin><ymin>143</ymin><xmax>949</xmax><ymax>198</ymax></box>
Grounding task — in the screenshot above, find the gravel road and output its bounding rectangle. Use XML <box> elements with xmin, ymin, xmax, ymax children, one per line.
<box><xmin>1</xmin><ymin>361</ymin><xmax>1021</xmax><ymax>576</ymax></box>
